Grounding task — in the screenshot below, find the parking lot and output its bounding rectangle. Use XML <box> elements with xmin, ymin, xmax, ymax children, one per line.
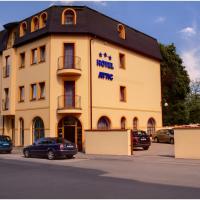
<box><xmin>0</xmin><ymin>143</ymin><xmax>200</xmax><ymax>198</ymax></box>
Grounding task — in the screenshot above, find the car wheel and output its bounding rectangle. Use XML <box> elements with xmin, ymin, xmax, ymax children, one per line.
<box><xmin>47</xmin><ymin>150</ymin><xmax>55</xmax><ymax>160</ymax></box>
<box><xmin>170</xmin><ymin>138</ymin><xmax>174</xmax><ymax>144</ymax></box>
<box><xmin>24</xmin><ymin>150</ymin><xmax>30</xmax><ymax>158</ymax></box>
<box><xmin>66</xmin><ymin>155</ymin><xmax>74</xmax><ymax>159</ymax></box>
<box><xmin>143</xmin><ymin>146</ymin><xmax>149</xmax><ymax>150</ymax></box>
<box><xmin>154</xmin><ymin>137</ymin><xmax>159</xmax><ymax>143</ymax></box>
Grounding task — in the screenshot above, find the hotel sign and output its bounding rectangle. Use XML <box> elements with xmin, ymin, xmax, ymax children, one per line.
<box><xmin>96</xmin><ymin>52</ymin><xmax>114</xmax><ymax>81</ymax></box>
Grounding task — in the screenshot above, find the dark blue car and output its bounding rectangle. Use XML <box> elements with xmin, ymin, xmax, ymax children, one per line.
<box><xmin>23</xmin><ymin>137</ymin><xmax>78</xmax><ymax>160</ymax></box>
<box><xmin>0</xmin><ymin>135</ymin><xmax>13</xmax><ymax>153</ymax></box>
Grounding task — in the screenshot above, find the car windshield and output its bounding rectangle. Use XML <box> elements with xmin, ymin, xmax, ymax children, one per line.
<box><xmin>0</xmin><ymin>136</ymin><xmax>11</xmax><ymax>142</ymax></box>
<box><xmin>133</xmin><ymin>131</ymin><xmax>147</xmax><ymax>136</ymax></box>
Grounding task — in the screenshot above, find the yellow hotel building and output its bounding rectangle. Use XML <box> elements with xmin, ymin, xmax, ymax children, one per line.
<box><xmin>0</xmin><ymin>6</ymin><xmax>162</xmax><ymax>151</ymax></box>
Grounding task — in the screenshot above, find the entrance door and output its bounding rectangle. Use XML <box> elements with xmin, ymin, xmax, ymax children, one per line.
<box><xmin>64</xmin><ymin>81</ymin><xmax>75</xmax><ymax>108</ymax></box>
<box><xmin>19</xmin><ymin>118</ymin><xmax>24</xmax><ymax>146</ymax></box>
<box><xmin>64</xmin><ymin>43</ymin><xmax>74</xmax><ymax>69</ymax></box>
<box><xmin>58</xmin><ymin>117</ymin><xmax>82</xmax><ymax>151</ymax></box>
<box><xmin>64</xmin><ymin>126</ymin><xmax>75</xmax><ymax>143</ymax></box>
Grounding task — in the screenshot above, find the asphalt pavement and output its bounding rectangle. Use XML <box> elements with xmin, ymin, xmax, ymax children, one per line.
<box><xmin>0</xmin><ymin>143</ymin><xmax>200</xmax><ymax>199</ymax></box>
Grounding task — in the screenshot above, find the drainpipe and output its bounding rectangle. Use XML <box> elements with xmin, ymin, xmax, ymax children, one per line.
<box><xmin>89</xmin><ymin>37</ymin><xmax>95</xmax><ymax>130</ymax></box>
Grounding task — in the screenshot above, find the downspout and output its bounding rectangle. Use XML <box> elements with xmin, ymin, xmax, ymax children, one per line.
<box><xmin>89</xmin><ymin>37</ymin><xmax>94</xmax><ymax>130</ymax></box>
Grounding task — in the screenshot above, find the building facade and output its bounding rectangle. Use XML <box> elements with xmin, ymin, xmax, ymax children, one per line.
<box><xmin>0</xmin><ymin>6</ymin><xmax>162</xmax><ymax>151</ymax></box>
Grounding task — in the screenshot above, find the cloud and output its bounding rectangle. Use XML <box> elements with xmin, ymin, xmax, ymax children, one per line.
<box><xmin>181</xmin><ymin>48</ymin><xmax>200</xmax><ymax>80</ymax></box>
<box><xmin>154</xmin><ymin>16</ymin><xmax>166</xmax><ymax>24</ymax></box>
<box><xmin>180</xmin><ymin>26</ymin><xmax>196</xmax><ymax>37</ymax></box>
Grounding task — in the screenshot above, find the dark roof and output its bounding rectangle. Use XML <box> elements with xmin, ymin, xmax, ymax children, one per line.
<box><xmin>0</xmin><ymin>6</ymin><xmax>161</xmax><ymax>60</ymax></box>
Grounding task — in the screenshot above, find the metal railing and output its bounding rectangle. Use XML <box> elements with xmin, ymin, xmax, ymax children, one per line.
<box><xmin>57</xmin><ymin>56</ymin><xmax>81</xmax><ymax>71</ymax></box>
<box><xmin>3</xmin><ymin>65</ymin><xmax>10</xmax><ymax>78</ymax></box>
<box><xmin>2</xmin><ymin>99</ymin><xmax>9</xmax><ymax>111</ymax></box>
<box><xmin>57</xmin><ymin>95</ymin><xmax>81</xmax><ymax>110</ymax></box>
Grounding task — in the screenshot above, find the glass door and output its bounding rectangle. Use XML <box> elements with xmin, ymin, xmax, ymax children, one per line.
<box><xmin>64</xmin><ymin>81</ymin><xmax>75</xmax><ymax>108</ymax></box>
<box><xmin>64</xmin><ymin>43</ymin><xmax>74</xmax><ymax>69</ymax></box>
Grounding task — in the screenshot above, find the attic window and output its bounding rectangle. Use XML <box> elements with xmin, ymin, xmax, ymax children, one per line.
<box><xmin>40</xmin><ymin>12</ymin><xmax>47</xmax><ymax>28</ymax></box>
<box><xmin>117</xmin><ymin>24</ymin><xmax>126</xmax><ymax>40</ymax></box>
<box><xmin>62</xmin><ymin>8</ymin><xmax>76</xmax><ymax>25</ymax></box>
<box><xmin>20</xmin><ymin>22</ymin><xmax>27</xmax><ymax>37</ymax></box>
<box><xmin>31</xmin><ymin>16</ymin><xmax>39</xmax><ymax>32</ymax></box>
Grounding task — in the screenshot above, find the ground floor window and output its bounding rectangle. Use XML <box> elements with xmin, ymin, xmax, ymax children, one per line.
<box><xmin>147</xmin><ymin>118</ymin><xmax>156</xmax><ymax>136</ymax></box>
<box><xmin>19</xmin><ymin>118</ymin><xmax>24</xmax><ymax>146</ymax></box>
<box><xmin>97</xmin><ymin>116</ymin><xmax>111</xmax><ymax>130</ymax></box>
<box><xmin>33</xmin><ymin>117</ymin><xmax>45</xmax><ymax>142</ymax></box>
<box><xmin>133</xmin><ymin>117</ymin><xmax>138</xmax><ymax>130</ymax></box>
<box><xmin>121</xmin><ymin>117</ymin><xmax>126</xmax><ymax>130</ymax></box>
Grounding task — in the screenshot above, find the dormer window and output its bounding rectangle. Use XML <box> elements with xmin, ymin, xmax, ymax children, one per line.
<box><xmin>117</xmin><ymin>24</ymin><xmax>126</xmax><ymax>40</ymax></box>
<box><xmin>19</xmin><ymin>22</ymin><xmax>27</xmax><ymax>37</ymax></box>
<box><xmin>31</xmin><ymin>16</ymin><xmax>39</xmax><ymax>32</ymax></box>
<box><xmin>40</xmin><ymin>12</ymin><xmax>47</xmax><ymax>28</ymax></box>
<box><xmin>62</xmin><ymin>8</ymin><xmax>76</xmax><ymax>25</ymax></box>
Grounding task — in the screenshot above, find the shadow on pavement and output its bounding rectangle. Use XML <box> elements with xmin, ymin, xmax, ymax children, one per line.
<box><xmin>0</xmin><ymin>158</ymin><xmax>199</xmax><ymax>199</ymax></box>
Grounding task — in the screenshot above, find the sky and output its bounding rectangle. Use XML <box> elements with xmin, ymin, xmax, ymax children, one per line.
<box><xmin>0</xmin><ymin>1</ymin><xmax>200</xmax><ymax>81</ymax></box>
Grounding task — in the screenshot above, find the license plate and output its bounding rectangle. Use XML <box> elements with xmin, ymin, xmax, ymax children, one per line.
<box><xmin>66</xmin><ymin>145</ymin><xmax>74</xmax><ymax>148</ymax></box>
<box><xmin>141</xmin><ymin>138</ymin><xmax>146</xmax><ymax>141</ymax></box>
<box><xmin>3</xmin><ymin>143</ymin><xmax>9</xmax><ymax>146</ymax></box>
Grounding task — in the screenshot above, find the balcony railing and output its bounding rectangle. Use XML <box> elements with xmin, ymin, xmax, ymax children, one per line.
<box><xmin>57</xmin><ymin>56</ymin><xmax>81</xmax><ymax>71</ymax></box>
<box><xmin>2</xmin><ymin>98</ymin><xmax>9</xmax><ymax>111</ymax></box>
<box><xmin>57</xmin><ymin>95</ymin><xmax>81</xmax><ymax>110</ymax></box>
<box><xmin>3</xmin><ymin>65</ymin><xmax>10</xmax><ymax>78</ymax></box>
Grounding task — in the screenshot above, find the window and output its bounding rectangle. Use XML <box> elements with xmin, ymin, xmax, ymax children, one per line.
<box><xmin>32</xmin><ymin>117</ymin><xmax>45</xmax><ymax>142</ymax></box>
<box><xmin>119</xmin><ymin>53</ymin><xmax>125</xmax><ymax>69</ymax></box>
<box><xmin>121</xmin><ymin>117</ymin><xmax>126</xmax><ymax>130</ymax></box>
<box><xmin>120</xmin><ymin>86</ymin><xmax>126</xmax><ymax>102</ymax></box>
<box><xmin>3</xmin><ymin>88</ymin><xmax>9</xmax><ymax>110</ymax></box>
<box><xmin>19</xmin><ymin>22</ymin><xmax>27</xmax><ymax>37</ymax></box>
<box><xmin>62</xmin><ymin>9</ymin><xmax>76</xmax><ymax>25</ymax></box>
<box><xmin>117</xmin><ymin>24</ymin><xmax>126</xmax><ymax>39</ymax></box>
<box><xmin>19</xmin><ymin>86</ymin><xmax>25</xmax><ymax>102</ymax></box>
<box><xmin>3</xmin><ymin>56</ymin><xmax>10</xmax><ymax>78</ymax></box>
<box><xmin>97</xmin><ymin>116</ymin><xmax>111</xmax><ymax>130</ymax></box>
<box><xmin>31</xmin><ymin>48</ymin><xmax>38</xmax><ymax>64</ymax></box>
<box><xmin>39</xmin><ymin>82</ymin><xmax>45</xmax><ymax>99</ymax></box>
<box><xmin>31</xmin><ymin>16</ymin><xmax>39</xmax><ymax>32</ymax></box>
<box><xmin>39</xmin><ymin>46</ymin><xmax>46</xmax><ymax>62</ymax></box>
<box><xmin>147</xmin><ymin>118</ymin><xmax>156</xmax><ymax>137</ymax></box>
<box><xmin>133</xmin><ymin>117</ymin><xmax>138</xmax><ymax>131</ymax></box>
<box><xmin>20</xmin><ymin>52</ymin><xmax>25</xmax><ymax>68</ymax></box>
<box><xmin>30</xmin><ymin>83</ymin><xmax>37</xmax><ymax>100</ymax></box>
<box><xmin>40</xmin><ymin>12</ymin><xmax>47</xmax><ymax>28</ymax></box>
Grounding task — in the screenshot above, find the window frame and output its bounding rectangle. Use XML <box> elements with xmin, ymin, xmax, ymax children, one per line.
<box><xmin>30</xmin><ymin>83</ymin><xmax>37</xmax><ymax>101</ymax></box>
<box><xmin>119</xmin><ymin>53</ymin><xmax>125</xmax><ymax>69</ymax></box>
<box><xmin>18</xmin><ymin>85</ymin><xmax>25</xmax><ymax>103</ymax></box>
<box><xmin>62</xmin><ymin>8</ymin><xmax>77</xmax><ymax>25</ymax></box>
<box><xmin>39</xmin><ymin>45</ymin><xmax>46</xmax><ymax>63</ymax></box>
<box><xmin>38</xmin><ymin>82</ymin><xmax>45</xmax><ymax>100</ymax></box>
<box><xmin>31</xmin><ymin>48</ymin><xmax>38</xmax><ymax>65</ymax></box>
<box><xmin>120</xmin><ymin>86</ymin><xmax>126</xmax><ymax>102</ymax></box>
<box><xmin>19</xmin><ymin>52</ymin><xmax>25</xmax><ymax>69</ymax></box>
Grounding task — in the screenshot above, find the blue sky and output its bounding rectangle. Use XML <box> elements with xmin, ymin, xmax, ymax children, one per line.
<box><xmin>0</xmin><ymin>1</ymin><xmax>200</xmax><ymax>80</ymax></box>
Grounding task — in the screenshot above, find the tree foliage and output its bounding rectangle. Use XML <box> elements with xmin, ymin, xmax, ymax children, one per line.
<box><xmin>159</xmin><ymin>43</ymin><xmax>190</xmax><ymax>126</ymax></box>
<box><xmin>186</xmin><ymin>79</ymin><xmax>200</xmax><ymax>123</ymax></box>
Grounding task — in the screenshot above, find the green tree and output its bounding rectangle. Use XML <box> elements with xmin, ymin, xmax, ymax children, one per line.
<box><xmin>187</xmin><ymin>79</ymin><xmax>200</xmax><ymax>123</ymax></box>
<box><xmin>160</xmin><ymin>43</ymin><xmax>190</xmax><ymax>126</ymax></box>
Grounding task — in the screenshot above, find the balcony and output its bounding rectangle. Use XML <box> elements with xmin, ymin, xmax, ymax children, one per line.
<box><xmin>2</xmin><ymin>99</ymin><xmax>9</xmax><ymax>111</ymax></box>
<box><xmin>3</xmin><ymin>65</ymin><xmax>10</xmax><ymax>78</ymax></box>
<box><xmin>57</xmin><ymin>95</ymin><xmax>82</xmax><ymax>114</ymax></box>
<box><xmin>57</xmin><ymin>56</ymin><xmax>81</xmax><ymax>76</ymax></box>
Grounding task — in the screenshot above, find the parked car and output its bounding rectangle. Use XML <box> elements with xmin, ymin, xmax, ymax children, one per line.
<box><xmin>23</xmin><ymin>137</ymin><xmax>78</xmax><ymax>160</ymax></box>
<box><xmin>0</xmin><ymin>135</ymin><xmax>13</xmax><ymax>153</ymax></box>
<box><xmin>153</xmin><ymin>129</ymin><xmax>174</xmax><ymax>144</ymax></box>
<box><xmin>132</xmin><ymin>130</ymin><xmax>151</xmax><ymax>150</ymax></box>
